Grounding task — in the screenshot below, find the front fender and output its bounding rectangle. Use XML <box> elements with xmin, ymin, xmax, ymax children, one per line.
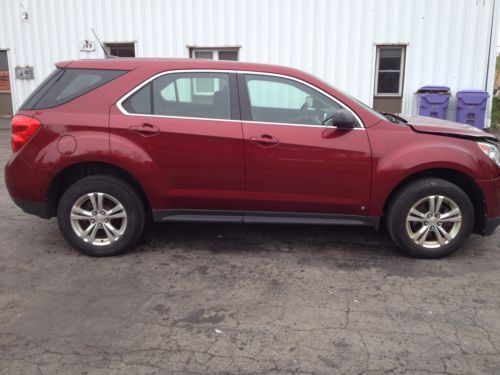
<box><xmin>367</xmin><ymin>124</ymin><xmax>494</xmax><ymax>217</ymax></box>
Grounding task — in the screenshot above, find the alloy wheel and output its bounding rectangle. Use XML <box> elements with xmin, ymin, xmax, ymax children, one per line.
<box><xmin>70</xmin><ymin>192</ymin><xmax>128</xmax><ymax>246</ymax></box>
<box><xmin>405</xmin><ymin>195</ymin><xmax>462</xmax><ymax>249</ymax></box>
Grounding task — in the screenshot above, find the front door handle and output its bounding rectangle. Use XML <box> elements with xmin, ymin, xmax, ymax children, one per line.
<box><xmin>129</xmin><ymin>123</ymin><xmax>160</xmax><ymax>136</ymax></box>
<box><xmin>249</xmin><ymin>134</ymin><xmax>279</xmax><ymax>147</ymax></box>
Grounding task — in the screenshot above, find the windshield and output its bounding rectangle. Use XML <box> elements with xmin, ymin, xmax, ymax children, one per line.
<box><xmin>311</xmin><ymin>76</ymin><xmax>387</xmax><ymax>122</ymax></box>
<box><xmin>345</xmin><ymin>94</ymin><xmax>387</xmax><ymax>121</ymax></box>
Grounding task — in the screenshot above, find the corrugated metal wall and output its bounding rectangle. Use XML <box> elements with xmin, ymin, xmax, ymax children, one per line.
<box><xmin>1</xmin><ymin>0</ymin><xmax>498</xmax><ymax>125</ymax></box>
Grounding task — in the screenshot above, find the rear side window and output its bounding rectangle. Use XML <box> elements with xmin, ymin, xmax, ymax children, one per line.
<box><xmin>21</xmin><ymin>68</ymin><xmax>126</xmax><ymax>110</ymax></box>
<box><xmin>121</xmin><ymin>72</ymin><xmax>231</xmax><ymax>120</ymax></box>
<box><xmin>121</xmin><ymin>84</ymin><xmax>152</xmax><ymax>115</ymax></box>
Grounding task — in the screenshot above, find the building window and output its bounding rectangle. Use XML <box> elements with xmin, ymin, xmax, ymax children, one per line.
<box><xmin>189</xmin><ymin>48</ymin><xmax>239</xmax><ymax>61</ymax></box>
<box><xmin>374</xmin><ymin>46</ymin><xmax>405</xmax><ymax>96</ymax></box>
<box><xmin>105</xmin><ymin>43</ymin><xmax>135</xmax><ymax>57</ymax></box>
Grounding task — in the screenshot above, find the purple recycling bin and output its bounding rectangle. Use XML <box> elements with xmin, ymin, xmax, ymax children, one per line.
<box><xmin>456</xmin><ymin>90</ymin><xmax>489</xmax><ymax>129</ymax></box>
<box><xmin>417</xmin><ymin>86</ymin><xmax>451</xmax><ymax>120</ymax></box>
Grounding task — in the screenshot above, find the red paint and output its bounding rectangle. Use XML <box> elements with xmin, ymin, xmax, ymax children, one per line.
<box><xmin>108</xmin><ymin>106</ymin><xmax>245</xmax><ymax>211</ymax></box>
<box><xmin>4</xmin><ymin>58</ymin><xmax>500</xmax><ymax>228</ymax></box>
<box><xmin>242</xmin><ymin>124</ymin><xmax>371</xmax><ymax>215</ymax></box>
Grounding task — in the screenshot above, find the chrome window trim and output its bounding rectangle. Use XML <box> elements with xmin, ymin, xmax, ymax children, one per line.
<box><xmin>116</xmin><ymin>69</ymin><xmax>365</xmax><ymax>129</ymax></box>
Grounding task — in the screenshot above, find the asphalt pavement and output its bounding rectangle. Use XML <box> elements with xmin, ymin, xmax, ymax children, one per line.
<box><xmin>0</xmin><ymin>117</ymin><xmax>499</xmax><ymax>374</ymax></box>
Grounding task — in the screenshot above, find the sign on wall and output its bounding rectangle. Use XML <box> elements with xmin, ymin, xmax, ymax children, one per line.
<box><xmin>80</xmin><ymin>40</ymin><xmax>95</xmax><ymax>52</ymax></box>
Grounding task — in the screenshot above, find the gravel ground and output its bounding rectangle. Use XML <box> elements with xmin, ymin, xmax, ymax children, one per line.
<box><xmin>0</xmin><ymin>118</ymin><xmax>499</xmax><ymax>374</ymax></box>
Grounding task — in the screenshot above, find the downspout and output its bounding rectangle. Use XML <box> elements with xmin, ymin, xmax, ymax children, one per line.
<box><xmin>485</xmin><ymin>0</ymin><xmax>496</xmax><ymax>90</ymax></box>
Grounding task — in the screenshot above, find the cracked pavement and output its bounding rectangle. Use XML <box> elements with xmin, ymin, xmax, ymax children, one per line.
<box><xmin>0</xmin><ymin>120</ymin><xmax>499</xmax><ymax>374</ymax></box>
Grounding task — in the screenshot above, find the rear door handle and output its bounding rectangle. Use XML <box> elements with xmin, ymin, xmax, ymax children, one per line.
<box><xmin>129</xmin><ymin>123</ymin><xmax>160</xmax><ymax>136</ymax></box>
<box><xmin>249</xmin><ymin>134</ymin><xmax>279</xmax><ymax>147</ymax></box>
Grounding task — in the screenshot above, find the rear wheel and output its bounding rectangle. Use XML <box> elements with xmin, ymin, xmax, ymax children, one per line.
<box><xmin>387</xmin><ymin>178</ymin><xmax>474</xmax><ymax>258</ymax></box>
<box><xmin>57</xmin><ymin>175</ymin><xmax>145</xmax><ymax>256</ymax></box>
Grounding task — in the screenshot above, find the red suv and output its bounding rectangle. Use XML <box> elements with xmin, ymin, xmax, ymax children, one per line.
<box><xmin>5</xmin><ymin>59</ymin><xmax>500</xmax><ymax>258</ymax></box>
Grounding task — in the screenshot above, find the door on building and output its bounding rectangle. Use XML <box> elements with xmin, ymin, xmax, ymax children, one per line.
<box><xmin>372</xmin><ymin>45</ymin><xmax>406</xmax><ymax>114</ymax></box>
<box><xmin>0</xmin><ymin>50</ymin><xmax>13</xmax><ymax>117</ymax></box>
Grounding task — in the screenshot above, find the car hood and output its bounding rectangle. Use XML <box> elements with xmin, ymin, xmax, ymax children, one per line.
<box><xmin>397</xmin><ymin>114</ymin><xmax>498</xmax><ymax>142</ymax></box>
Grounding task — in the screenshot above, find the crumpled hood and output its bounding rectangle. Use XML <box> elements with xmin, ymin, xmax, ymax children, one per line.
<box><xmin>398</xmin><ymin>114</ymin><xmax>498</xmax><ymax>142</ymax></box>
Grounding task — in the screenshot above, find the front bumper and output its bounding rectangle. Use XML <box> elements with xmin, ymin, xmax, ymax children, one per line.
<box><xmin>477</xmin><ymin>176</ymin><xmax>500</xmax><ymax>236</ymax></box>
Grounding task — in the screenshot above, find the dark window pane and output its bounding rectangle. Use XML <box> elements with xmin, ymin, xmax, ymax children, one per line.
<box><xmin>193</xmin><ymin>51</ymin><xmax>213</xmax><ymax>59</ymax></box>
<box><xmin>380</xmin><ymin>48</ymin><xmax>402</xmax><ymax>58</ymax></box>
<box><xmin>0</xmin><ymin>51</ymin><xmax>8</xmax><ymax>70</ymax></box>
<box><xmin>218</xmin><ymin>51</ymin><xmax>238</xmax><ymax>61</ymax></box>
<box><xmin>122</xmin><ymin>83</ymin><xmax>152</xmax><ymax>114</ymax></box>
<box><xmin>151</xmin><ymin>72</ymin><xmax>231</xmax><ymax>119</ymax></box>
<box><xmin>379</xmin><ymin>56</ymin><xmax>401</xmax><ymax>70</ymax></box>
<box><xmin>378</xmin><ymin>48</ymin><xmax>402</xmax><ymax>70</ymax></box>
<box><xmin>21</xmin><ymin>68</ymin><xmax>126</xmax><ymax>110</ymax></box>
<box><xmin>377</xmin><ymin>72</ymin><xmax>400</xmax><ymax>94</ymax></box>
<box><xmin>20</xmin><ymin>69</ymin><xmax>62</xmax><ymax>110</ymax></box>
<box><xmin>106</xmin><ymin>43</ymin><xmax>135</xmax><ymax>57</ymax></box>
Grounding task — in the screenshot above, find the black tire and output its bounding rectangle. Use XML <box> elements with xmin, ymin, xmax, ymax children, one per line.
<box><xmin>386</xmin><ymin>178</ymin><xmax>474</xmax><ymax>259</ymax></box>
<box><xmin>57</xmin><ymin>175</ymin><xmax>145</xmax><ymax>256</ymax></box>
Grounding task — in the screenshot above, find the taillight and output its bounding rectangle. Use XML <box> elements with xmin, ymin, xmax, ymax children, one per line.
<box><xmin>11</xmin><ymin>115</ymin><xmax>41</xmax><ymax>152</ymax></box>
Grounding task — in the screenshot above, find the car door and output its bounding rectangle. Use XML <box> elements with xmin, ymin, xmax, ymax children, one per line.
<box><xmin>237</xmin><ymin>72</ymin><xmax>372</xmax><ymax>218</ymax></box>
<box><xmin>110</xmin><ymin>70</ymin><xmax>245</xmax><ymax>219</ymax></box>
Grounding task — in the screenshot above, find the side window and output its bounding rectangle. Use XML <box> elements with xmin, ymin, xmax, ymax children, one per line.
<box><xmin>122</xmin><ymin>83</ymin><xmax>152</xmax><ymax>114</ymax></box>
<box><xmin>244</xmin><ymin>75</ymin><xmax>342</xmax><ymax>125</ymax></box>
<box><xmin>21</xmin><ymin>68</ymin><xmax>126</xmax><ymax>110</ymax></box>
<box><xmin>121</xmin><ymin>72</ymin><xmax>231</xmax><ymax>120</ymax></box>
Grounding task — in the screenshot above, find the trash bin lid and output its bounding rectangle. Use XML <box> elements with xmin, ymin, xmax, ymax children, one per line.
<box><xmin>457</xmin><ymin>89</ymin><xmax>489</xmax><ymax>96</ymax></box>
<box><xmin>419</xmin><ymin>94</ymin><xmax>450</xmax><ymax>105</ymax></box>
<box><xmin>417</xmin><ymin>85</ymin><xmax>450</xmax><ymax>94</ymax></box>
<box><xmin>457</xmin><ymin>90</ymin><xmax>489</xmax><ymax>105</ymax></box>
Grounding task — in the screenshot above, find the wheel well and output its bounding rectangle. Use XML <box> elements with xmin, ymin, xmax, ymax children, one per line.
<box><xmin>47</xmin><ymin>162</ymin><xmax>152</xmax><ymax>217</ymax></box>
<box><xmin>383</xmin><ymin>168</ymin><xmax>487</xmax><ymax>234</ymax></box>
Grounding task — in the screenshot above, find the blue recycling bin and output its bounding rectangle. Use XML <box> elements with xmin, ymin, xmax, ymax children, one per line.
<box><xmin>456</xmin><ymin>90</ymin><xmax>489</xmax><ymax>129</ymax></box>
<box><xmin>417</xmin><ymin>85</ymin><xmax>451</xmax><ymax>120</ymax></box>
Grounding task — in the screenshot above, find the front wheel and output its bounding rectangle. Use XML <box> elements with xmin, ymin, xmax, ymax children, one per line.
<box><xmin>57</xmin><ymin>175</ymin><xmax>145</xmax><ymax>256</ymax></box>
<box><xmin>386</xmin><ymin>178</ymin><xmax>474</xmax><ymax>258</ymax></box>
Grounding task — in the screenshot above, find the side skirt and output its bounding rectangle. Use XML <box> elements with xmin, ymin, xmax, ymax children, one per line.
<box><xmin>152</xmin><ymin>209</ymin><xmax>380</xmax><ymax>229</ymax></box>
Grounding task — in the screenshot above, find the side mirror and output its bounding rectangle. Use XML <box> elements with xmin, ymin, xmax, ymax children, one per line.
<box><xmin>330</xmin><ymin>109</ymin><xmax>357</xmax><ymax>129</ymax></box>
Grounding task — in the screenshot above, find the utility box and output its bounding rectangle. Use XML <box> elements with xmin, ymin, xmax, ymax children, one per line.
<box><xmin>15</xmin><ymin>66</ymin><xmax>34</xmax><ymax>80</ymax></box>
<box><xmin>417</xmin><ymin>85</ymin><xmax>451</xmax><ymax>120</ymax></box>
<box><xmin>456</xmin><ymin>90</ymin><xmax>489</xmax><ymax>129</ymax></box>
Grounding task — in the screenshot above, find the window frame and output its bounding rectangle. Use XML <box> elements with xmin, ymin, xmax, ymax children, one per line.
<box><xmin>104</xmin><ymin>42</ymin><xmax>136</xmax><ymax>57</ymax></box>
<box><xmin>242</xmin><ymin>74</ymin><xmax>343</xmax><ymax>126</ymax></box>
<box><xmin>374</xmin><ymin>45</ymin><xmax>406</xmax><ymax>97</ymax></box>
<box><xmin>116</xmin><ymin>70</ymin><xmax>365</xmax><ymax>129</ymax></box>
<box><xmin>189</xmin><ymin>47</ymin><xmax>240</xmax><ymax>61</ymax></box>
<box><xmin>117</xmin><ymin>70</ymin><xmax>240</xmax><ymax>121</ymax></box>
<box><xmin>237</xmin><ymin>72</ymin><xmax>364</xmax><ymax>129</ymax></box>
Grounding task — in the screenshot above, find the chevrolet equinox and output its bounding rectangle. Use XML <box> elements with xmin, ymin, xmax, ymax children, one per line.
<box><xmin>5</xmin><ymin>59</ymin><xmax>500</xmax><ymax>258</ymax></box>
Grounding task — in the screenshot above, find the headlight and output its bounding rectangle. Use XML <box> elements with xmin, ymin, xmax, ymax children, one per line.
<box><xmin>477</xmin><ymin>142</ymin><xmax>500</xmax><ymax>166</ymax></box>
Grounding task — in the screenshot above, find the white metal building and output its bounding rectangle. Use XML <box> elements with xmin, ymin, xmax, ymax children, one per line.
<box><xmin>1</xmin><ymin>0</ymin><xmax>498</xmax><ymax>126</ymax></box>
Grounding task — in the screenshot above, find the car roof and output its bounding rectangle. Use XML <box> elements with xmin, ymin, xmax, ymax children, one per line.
<box><xmin>56</xmin><ymin>58</ymin><xmax>307</xmax><ymax>77</ymax></box>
